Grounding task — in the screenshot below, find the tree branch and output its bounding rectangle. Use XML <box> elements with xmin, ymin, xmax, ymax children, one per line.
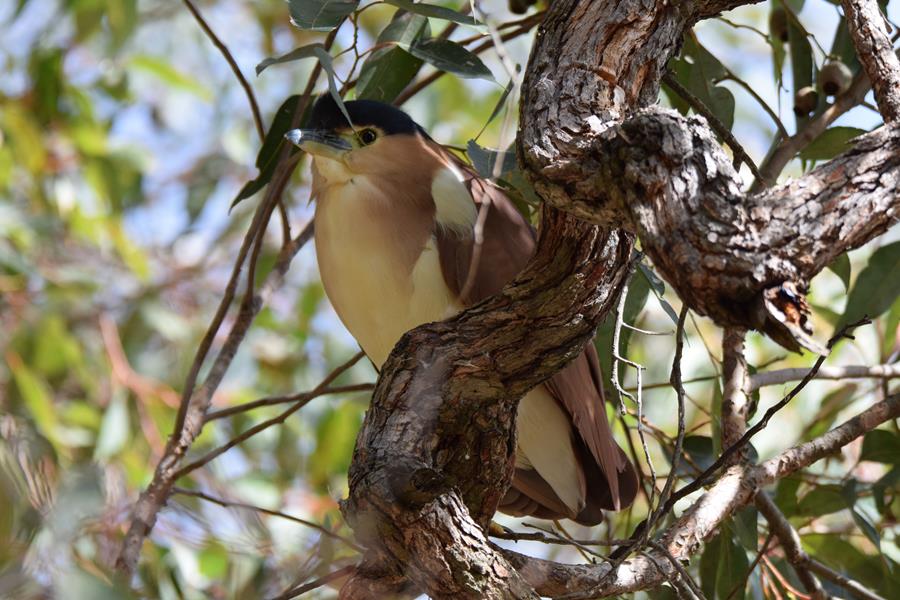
<box><xmin>841</xmin><ymin>0</ymin><xmax>900</xmax><ymax>122</ymax></box>
<box><xmin>750</xmin><ymin>363</ymin><xmax>900</xmax><ymax>391</ymax></box>
<box><xmin>503</xmin><ymin>393</ymin><xmax>900</xmax><ymax>598</ymax></box>
<box><xmin>754</xmin><ymin>492</ymin><xmax>825</xmax><ymax>599</ymax></box>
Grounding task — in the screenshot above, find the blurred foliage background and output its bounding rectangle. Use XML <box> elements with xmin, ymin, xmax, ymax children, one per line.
<box><xmin>1</xmin><ymin>0</ymin><xmax>899</xmax><ymax>598</ymax></box>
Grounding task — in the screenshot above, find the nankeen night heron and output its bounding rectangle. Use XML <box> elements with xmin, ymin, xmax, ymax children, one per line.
<box><xmin>287</xmin><ymin>95</ymin><xmax>638</xmax><ymax>524</ymax></box>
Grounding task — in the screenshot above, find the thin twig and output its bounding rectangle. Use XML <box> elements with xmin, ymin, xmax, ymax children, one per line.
<box><xmin>182</xmin><ymin>0</ymin><xmax>264</xmax><ymax>141</ymax></box>
<box><xmin>662</xmin><ymin>71</ymin><xmax>763</xmax><ymax>180</ymax></box>
<box><xmin>116</xmin><ymin>27</ymin><xmax>336</xmax><ymax>569</ymax></box>
<box><xmin>174</xmin><ymin>352</ymin><xmax>366</xmax><ymax>478</ymax></box>
<box><xmin>751</xmin><ymin>363</ymin><xmax>900</xmax><ymax>391</ymax></box>
<box><xmin>268</xmin><ymin>564</ymin><xmax>357</xmax><ymax>600</ymax></box>
<box><xmin>173</xmin><ymin>487</ymin><xmax>363</xmax><ymax>552</ymax></box>
<box><xmin>657</xmin><ymin>306</ymin><xmax>689</xmax><ymax>512</ymax></box>
<box><xmin>662</xmin><ymin>317</ymin><xmax>870</xmax><ymax>511</ymax></box>
<box><xmin>648</xmin><ymin>540</ymin><xmax>708</xmax><ymax>600</ymax></box>
<box><xmin>807</xmin><ymin>558</ymin><xmax>887</xmax><ymax>600</ymax></box>
<box><xmin>755</xmin><ymin>492</ymin><xmax>825</xmax><ymax>599</ymax></box>
<box><xmin>206</xmin><ymin>383</ymin><xmax>373</xmax><ymax>422</ymax></box>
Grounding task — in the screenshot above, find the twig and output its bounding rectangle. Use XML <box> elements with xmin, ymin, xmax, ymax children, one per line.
<box><xmin>755</xmin><ymin>492</ymin><xmax>825</xmax><ymax>599</ymax></box>
<box><xmin>665</xmin><ymin>318</ymin><xmax>870</xmax><ymax>509</ymax></box>
<box><xmin>762</xmin><ymin>554</ymin><xmax>815</xmax><ymax>600</ymax></box>
<box><xmin>751</xmin><ymin>68</ymin><xmax>871</xmax><ymax>191</ymax></box>
<box><xmin>648</xmin><ymin>540</ymin><xmax>708</xmax><ymax>600</ymax></box>
<box><xmin>657</xmin><ymin>306</ymin><xmax>689</xmax><ymax>514</ymax></box>
<box><xmin>115</xmin><ymin>29</ymin><xmax>333</xmax><ymax>567</ymax></box>
<box><xmin>610</xmin><ymin>259</ymin><xmax>655</xmax><ymax>512</ymax></box>
<box><xmin>206</xmin><ymin>383</ymin><xmax>373</xmax><ymax>422</ymax></box>
<box><xmin>173</xmin><ymin>487</ymin><xmax>363</xmax><ymax>552</ymax></box>
<box><xmin>806</xmin><ymin>558</ymin><xmax>887</xmax><ymax>600</ymax></box>
<box><xmin>174</xmin><ymin>352</ymin><xmax>367</xmax><ymax>478</ymax></box>
<box><xmin>721</xmin><ymin>328</ymin><xmax>750</xmax><ymax>458</ymax></box>
<box><xmin>725</xmin><ymin>533</ymin><xmax>775</xmax><ymax>600</ymax></box>
<box><xmin>750</xmin><ymin>363</ymin><xmax>900</xmax><ymax>391</ymax></box>
<box><xmin>490</xmin><ymin>525</ymin><xmax>630</xmax><ymax>548</ymax></box>
<box><xmin>204</xmin><ymin>351</ymin><xmax>367</xmax><ymax>421</ymax></box>
<box><xmin>182</xmin><ymin>0</ymin><xmax>264</xmax><ymax>141</ymax></box>
<box><xmin>662</xmin><ymin>71</ymin><xmax>763</xmax><ymax>180</ymax></box>
<box><xmin>841</xmin><ymin>0</ymin><xmax>900</xmax><ymax>122</ymax></box>
<box><xmin>268</xmin><ymin>564</ymin><xmax>357</xmax><ymax>600</ymax></box>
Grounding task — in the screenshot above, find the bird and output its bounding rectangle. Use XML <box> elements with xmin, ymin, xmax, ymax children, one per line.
<box><xmin>286</xmin><ymin>95</ymin><xmax>638</xmax><ymax>525</ymax></box>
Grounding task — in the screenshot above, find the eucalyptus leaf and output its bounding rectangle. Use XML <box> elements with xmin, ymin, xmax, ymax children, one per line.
<box><xmin>256</xmin><ymin>43</ymin><xmax>323</xmax><ymax>76</ymax></box>
<box><xmin>825</xmin><ymin>252</ymin><xmax>851</xmax><ymax>292</ymax></box>
<box><xmin>838</xmin><ymin>240</ymin><xmax>900</xmax><ymax>328</ymax></box>
<box><xmin>288</xmin><ymin>0</ymin><xmax>358</xmax><ymax>31</ymax></box>
<box><xmin>383</xmin><ymin>0</ymin><xmax>479</xmax><ymax>26</ymax></box>
<box><xmin>406</xmin><ymin>38</ymin><xmax>493</xmax><ymax>79</ymax></box>
<box><xmin>800</xmin><ymin>127</ymin><xmax>866</xmax><ymax>161</ymax></box>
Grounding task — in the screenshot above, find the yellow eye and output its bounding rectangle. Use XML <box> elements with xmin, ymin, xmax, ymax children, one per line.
<box><xmin>359</xmin><ymin>128</ymin><xmax>377</xmax><ymax>145</ymax></box>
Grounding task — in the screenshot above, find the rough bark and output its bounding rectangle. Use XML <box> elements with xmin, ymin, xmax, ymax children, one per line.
<box><xmin>340</xmin><ymin>212</ymin><xmax>632</xmax><ymax>599</ymax></box>
<box><xmin>841</xmin><ymin>0</ymin><xmax>900</xmax><ymax>122</ymax></box>
<box><xmin>339</xmin><ymin>0</ymin><xmax>900</xmax><ymax>597</ymax></box>
<box><xmin>501</xmin><ymin>394</ymin><xmax>900</xmax><ymax>598</ymax></box>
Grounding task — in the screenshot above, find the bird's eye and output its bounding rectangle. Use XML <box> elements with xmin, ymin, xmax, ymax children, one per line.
<box><xmin>359</xmin><ymin>128</ymin><xmax>377</xmax><ymax>145</ymax></box>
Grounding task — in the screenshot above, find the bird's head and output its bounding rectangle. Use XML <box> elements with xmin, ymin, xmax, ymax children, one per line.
<box><xmin>285</xmin><ymin>95</ymin><xmax>427</xmax><ymax>186</ymax></box>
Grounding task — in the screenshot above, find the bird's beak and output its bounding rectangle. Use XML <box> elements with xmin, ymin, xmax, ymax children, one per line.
<box><xmin>285</xmin><ymin>129</ymin><xmax>352</xmax><ymax>161</ymax></box>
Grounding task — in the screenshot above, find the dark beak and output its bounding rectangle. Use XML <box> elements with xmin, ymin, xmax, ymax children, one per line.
<box><xmin>285</xmin><ymin>129</ymin><xmax>352</xmax><ymax>160</ymax></box>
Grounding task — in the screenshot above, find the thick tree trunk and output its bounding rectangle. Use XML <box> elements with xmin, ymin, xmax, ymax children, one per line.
<box><xmin>339</xmin><ymin>0</ymin><xmax>900</xmax><ymax>597</ymax></box>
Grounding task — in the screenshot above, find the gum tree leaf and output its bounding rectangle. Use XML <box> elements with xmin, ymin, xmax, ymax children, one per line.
<box><xmin>288</xmin><ymin>0</ymin><xmax>358</xmax><ymax>31</ymax></box>
<box><xmin>466</xmin><ymin>140</ymin><xmax>517</xmax><ymax>178</ymax></box>
<box><xmin>356</xmin><ymin>13</ymin><xmax>429</xmax><ymax>102</ymax></box>
<box><xmin>800</xmin><ymin>127</ymin><xmax>866</xmax><ymax>161</ymax></box>
<box><xmin>383</xmin><ymin>0</ymin><xmax>479</xmax><ymax>26</ymax></box>
<box><xmin>256</xmin><ymin>43</ymin><xmax>323</xmax><ymax>76</ymax></box>
<box><xmin>406</xmin><ymin>38</ymin><xmax>493</xmax><ymax>79</ymax></box>
<box><xmin>233</xmin><ymin>95</ymin><xmax>307</xmax><ymax>205</ymax></box>
<box><xmin>860</xmin><ymin>429</ymin><xmax>900</xmax><ymax>464</ymax></box>
<box><xmin>825</xmin><ymin>252</ymin><xmax>851</xmax><ymax>292</ymax></box>
<box><xmin>839</xmin><ymin>240</ymin><xmax>900</xmax><ymax>328</ymax></box>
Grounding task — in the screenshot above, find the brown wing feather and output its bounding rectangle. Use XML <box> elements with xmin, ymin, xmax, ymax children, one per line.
<box><xmin>428</xmin><ymin>143</ymin><xmax>637</xmax><ymax>522</ymax></box>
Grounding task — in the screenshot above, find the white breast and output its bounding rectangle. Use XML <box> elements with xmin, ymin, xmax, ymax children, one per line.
<box><xmin>314</xmin><ymin>174</ymin><xmax>461</xmax><ymax>367</ymax></box>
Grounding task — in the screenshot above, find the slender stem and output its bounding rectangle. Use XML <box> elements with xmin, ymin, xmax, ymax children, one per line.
<box><xmin>182</xmin><ymin>0</ymin><xmax>265</xmax><ymax>141</ymax></box>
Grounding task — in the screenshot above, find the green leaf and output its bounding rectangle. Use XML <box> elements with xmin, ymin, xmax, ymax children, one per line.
<box><xmin>356</xmin><ymin>13</ymin><xmax>429</xmax><ymax>102</ymax></box>
<box><xmin>639</xmin><ymin>263</ymin><xmax>680</xmax><ymax>325</ymax></box>
<box><xmin>700</xmin><ymin>521</ymin><xmax>750</xmax><ymax>600</ymax></box>
<box><xmin>233</xmin><ymin>94</ymin><xmax>308</xmax><ymax>204</ymax></box>
<box><xmin>786</xmin><ymin>7</ymin><xmax>814</xmax><ymax>127</ymax></box>
<box><xmin>774</xmin><ymin>476</ymin><xmax>801</xmax><ymax>517</ymax></box>
<box><xmin>799</xmin><ymin>127</ymin><xmax>866</xmax><ymax>161</ymax></box>
<box><xmin>797</xmin><ymin>484</ymin><xmax>847</xmax><ymax>517</ymax></box>
<box><xmin>129</xmin><ymin>55</ymin><xmax>212</xmax><ymax>100</ymax></box>
<box><xmin>307</xmin><ymin>402</ymin><xmax>363</xmax><ymax>489</ymax></box>
<box><xmin>802</xmin><ymin>384</ymin><xmax>857</xmax><ymax>440</ymax></box>
<box><xmin>839</xmin><ymin>240</ymin><xmax>900</xmax><ymax>328</ymax></box>
<box><xmin>466</xmin><ymin>140</ymin><xmax>517</xmax><ymax>178</ymax></box>
<box><xmin>256</xmin><ymin>43</ymin><xmax>323</xmax><ymax>76</ymax></box>
<box><xmin>94</xmin><ymin>394</ymin><xmax>130</xmax><ymax>460</ymax></box>
<box><xmin>672</xmin><ymin>435</ymin><xmax>715</xmax><ymax>476</ymax></box>
<box><xmin>288</xmin><ymin>0</ymin><xmax>358</xmax><ymax>31</ymax></box>
<box><xmin>873</xmin><ymin>467</ymin><xmax>899</xmax><ymax>515</ymax></box>
<box><xmin>383</xmin><ymin>0</ymin><xmax>479</xmax><ymax>26</ymax></box>
<box><xmin>594</xmin><ymin>269</ymin><xmax>652</xmax><ymax>376</ymax></box>
<box><xmin>406</xmin><ymin>38</ymin><xmax>493</xmax><ymax>79</ymax></box>
<box><xmin>7</xmin><ymin>352</ymin><xmax>61</xmax><ymax>449</ymax></box>
<box><xmin>860</xmin><ymin>429</ymin><xmax>900</xmax><ymax>464</ymax></box>
<box><xmin>825</xmin><ymin>252</ymin><xmax>851</xmax><ymax>292</ymax></box>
